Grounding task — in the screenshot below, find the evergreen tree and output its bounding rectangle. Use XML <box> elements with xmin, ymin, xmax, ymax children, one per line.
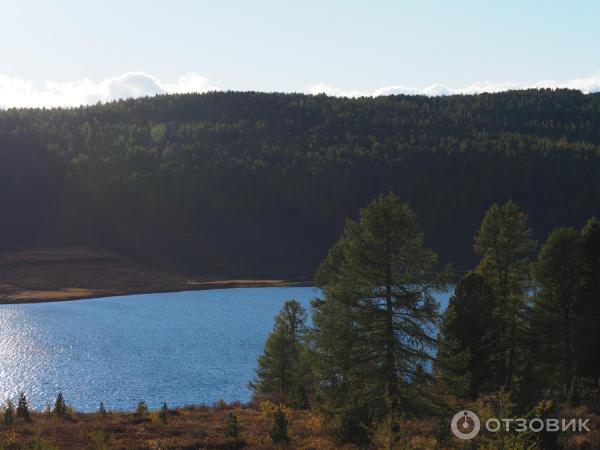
<box><xmin>3</xmin><ymin>399</ymin><xmax>14</xmax><ymax>425</ymax></box>
<box><xmin>435</xmin><ymin>272</ymin><xmax>499</xmax><ymax>399</ymax></box>
<box><xmin>567</xmin><ymin>376</ymin><xmax>584</xmax><ymax>406</ymax></box>
<box><xmin>159</xmin><ymin>402</ymin><xmax>169</xmax><ymax>424</ymax></box>
<box><xmin>474</xmin><ymin>200</ymin><xmax>536</xmax><ymax>388</ymax></box>
<box><xmin>576</xmin><ymin>217</ymin><xmax>600</xmax><ymax>387</ymax></box>
<box><xmin>531</xmin><ymin>227</ymin><xmax>583</xmax><ymax>393</ymax></box>
<box><xmin>251</xmin><ymin>300</ymin><xmax>310</xmax><ymax>406</ymax></box>
<box><xmin>54</xmin><ymin>392</ymin><xmax>67</xmax><ymax>417</ymax></box>
<box><xmin>135</xmin><ymin>400</ymin><xmax>149</xmax><ymax>419</ymax></box>
<box><xmin>313</xmin><ymin>193</ymin><xmax>450</xmax><ymax>444</ymax></box>
<box><xmin>434</xmin><ymin>324</ymin><xmax>472</xmax><ymax>400</ymax></box>
<box><xmin>16</xmin><ymin>392</ymin><xmax>31</xmax><ymax>422</ymax></box>
<box><xmin>224</xmin><ymin>412</ymin><xmax>242</xmax><ymax>439</ymax></box>
<box><xmin>269</xmin><ymin>406</ymin><xmax>289</xmax><ymax>444</ymax></box>
<box><xmin>310</xmin><ymin>287</ymin><xmax>376</xmax><ymax>446</ymax></box>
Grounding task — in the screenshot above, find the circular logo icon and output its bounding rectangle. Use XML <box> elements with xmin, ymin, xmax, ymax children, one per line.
<box><xmin>451</xmin><ymin>410</ymin><xmax>481</xmax><ymax>440</ymax></box>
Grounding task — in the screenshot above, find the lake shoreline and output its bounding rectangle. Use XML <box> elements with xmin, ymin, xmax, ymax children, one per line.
<box><xmin>0</xmin><ymin>279</ymin><xmax>314</xmax><ymax>305</ymax></box>
<box><xmin>0</xmin><ymin>246</ymin><xmax>312</xmax><ymax>305</ymax></box>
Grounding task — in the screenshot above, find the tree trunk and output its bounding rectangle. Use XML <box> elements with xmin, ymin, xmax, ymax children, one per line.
<box><xmin>564</xmin><ymin>306</ymin><xmax>572</xmax><ymax>394</ymax></box>
<box><xmin>506</xmin><ymin>292</ymin><xmax>516</xmax><ymax>390</ymax></box>
<box><xmin>384</xmin><ymin>234</ymin><xmax>399</xmax><ymax>448</ymax></box>
<box><xmin>385</xmin><ymin>273</ymin><xmax>398</xmax><ymax>413</ymax></box>
<box><xmin>501</xmin><ymin>269</ymin><xmax>511</xmax><ymax>388</ymax></box>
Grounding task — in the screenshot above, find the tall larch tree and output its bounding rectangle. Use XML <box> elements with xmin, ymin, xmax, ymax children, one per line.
<box><xmin>435</xmin><ymin>272</ymin><xmax>499</xmax><ymax>400</ymax></box>
<box><xmin>474</xmin><ymin>200</ymin><xmax>536</xmax><ymax>389</ymax></box>
<box><xmin>576</xmin><ymin>217</ymin><xmax>600</xmax><ymax>387</ymax></box>
<box><xmin>310</xmin><ymin>277</ymin><xmax>377</xmax><ymax>446</ymax></box>
<box><xmin>313</xmin><ymin>193</ymin><xmax>450</xmax><ymax>446</ymax></box>
<box><xmin>531</xmin><ymin>227</ymin><xmax>582</xmax><ymax>393</ymax></box>
<box><xmin>251</xmin><ymin>300</ymin><xmax>310</xmax><ymax>406</ymax></box>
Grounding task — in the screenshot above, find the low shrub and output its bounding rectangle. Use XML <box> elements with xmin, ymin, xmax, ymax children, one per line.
<box><xmin>215</xmin><ymin>399</ymin><xmax>228</xmax><ymax>410</ymax></box>
<box><xmin>224</xmin><ymin>412</ymin><xmax>243</xmax><ymax>439</ymax></box>
<box><xmin>135</xmin><ymin>401</ymin><xmax>149</xmax><ymax>419</ymax></box>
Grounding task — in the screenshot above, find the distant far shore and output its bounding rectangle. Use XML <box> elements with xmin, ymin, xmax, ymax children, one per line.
<box><xmin>0</xmin><ymin>247</ymin><xmax>311</xmax><ymax>305</ymax></box>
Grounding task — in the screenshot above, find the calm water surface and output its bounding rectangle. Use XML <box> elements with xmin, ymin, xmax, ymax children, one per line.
<box><xmin>0</xmin><ymin>287</ymin><xmax>450</xmax><ymax>412</ymax></box>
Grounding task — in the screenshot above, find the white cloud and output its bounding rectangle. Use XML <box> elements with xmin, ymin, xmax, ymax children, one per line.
<box><xmin>2</xmin><ymin>70</ymin><xmax>600</xmax><ymax>108</ymax></box>
<box><xmin>0</xmin><ymin>72</ymin><xmax>220</xmax><ymax>108</ymax></box>
<box><xmin>305</xmin><ymin>83</ymin><xmax>368</xmax><ymax>98</ymax></box>
<box><xmin>306</xmin><ymin>71</ymin><xmax>600</xmax><ymax>98</ymax></box>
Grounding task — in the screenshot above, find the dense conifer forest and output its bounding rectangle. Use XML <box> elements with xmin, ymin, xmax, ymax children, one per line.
<box><xmin>1</xmin><ymin>89</ymin><xmax>600</xmax><ymax>276</ymax></box>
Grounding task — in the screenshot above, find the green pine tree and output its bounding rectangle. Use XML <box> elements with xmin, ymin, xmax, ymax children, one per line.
<box><xmin>16</xmin><ymin>392</ymin><xmax>31</xmax><ymax>422</ymax></box>
<box><xmin>251</xmin><ymin>300</ymin><xmax>311</xmax><ymax>406</ymax></box>
<box><xmin>474</xmin><ymin>200</ymin><xmax>536</xmax><ymax>389</ymax></box>
<box><xmin>224</xmin><ymin>412</ymin><xmax>242</xmax><ymax>439</ymax></box>
<box><xmin>135</xmin><ymin>400</ymin><xmax>149</xmax><ymax>419</ymax></box>
<box><xmin>269</xmin><ymin>406</ymin><xmax>289</xmax><ymax>444</ymax></box>
<box><xmin>54</xmin><ymin>392</ymin><xmax>67</xmax><ymax>417</ymax></box>
<box><xmin>576</xmin><ymin>217</ymin><xmax>600</xmax><ymax>387</ymax></box>
<box><xmin>313</xmin><ymin>193</ymin><xmax>450</xmax><ymax>444</ymax></box>
<box><xmin>435</xmin><ymin>272</ymin><xmax>500</xmax><ymax>399</ymax></box>
<box><xmin>531</xmin><ymin>227</ymin><xmax>583</xmax><ymax>393</ymax></box>
<box><xmin>310</xmin><ymin>286</ymin><xmax>375</xmax><ymax>446</ymax></box>
<box><xmin>159</xmin><ymin>402</ymin><xmax>169</xmax><ymax>424</ymax></box>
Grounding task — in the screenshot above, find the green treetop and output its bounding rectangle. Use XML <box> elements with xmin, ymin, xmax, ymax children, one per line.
<box><xmin>474</xmin><ymin>200</ymin><xmax>536</xmax><ymax>388</ymax></box>
<box><xmin>313</xmin><ymin>193</ymin><xmax>450</xmax><ymax>445</ymax></box>
<box><xmin>251</xmin><ymin>300</ymin><xmax>310</xmax><ymax>407</ymax></box>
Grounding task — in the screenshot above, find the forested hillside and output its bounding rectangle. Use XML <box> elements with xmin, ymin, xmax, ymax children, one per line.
<box><xmin>1</xmin><ymin>89</ymin><xmax>599</xmax><ymax>276</ymax></box>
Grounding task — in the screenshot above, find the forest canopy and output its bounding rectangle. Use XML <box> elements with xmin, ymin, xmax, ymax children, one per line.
<box><xmin>1</xmin><ymin>89</ymin><xmax>599</xmax><ymax>276</ymax></box>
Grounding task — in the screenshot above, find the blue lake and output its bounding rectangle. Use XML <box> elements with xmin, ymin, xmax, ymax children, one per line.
<box><xmin>0</xmin><ymin>287</ymin><xmax>451</xmax><ymax>412</ymax></box>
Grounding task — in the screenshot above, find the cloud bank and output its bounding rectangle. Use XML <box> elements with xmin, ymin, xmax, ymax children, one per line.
<box><xmin>2</xmin><ymin>71</ymin><xmax>600</xmax><ymax>108</ymax></box>
<box><xmin>0</xmin><ymin>72</ymin><xmax>220</xmax><ymax>108</ymax></box>
<box><xmin>306</xmin><ymin>72</ymin><xmax>600</xmax><ymax>98</ymax></box>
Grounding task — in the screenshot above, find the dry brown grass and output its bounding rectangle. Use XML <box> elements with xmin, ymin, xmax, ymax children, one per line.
<box><xmin>0</xmin><ymin>403</ymin><xmax>348</xmax><ymax>450</ymax></box>
<box><xmin>1</xmin><ymin>401</ymin><xmax>598</xmax><ymax>449</ymax></box>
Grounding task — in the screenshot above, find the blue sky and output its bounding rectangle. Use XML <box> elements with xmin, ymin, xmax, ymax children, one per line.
<box><xmin>1</xmin><ymin>0</ymin><xmax>600</xmax><ymax>106</ymax></box>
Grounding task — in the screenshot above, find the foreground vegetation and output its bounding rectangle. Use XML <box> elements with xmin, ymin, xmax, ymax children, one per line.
<box><xmin>0</xmin><ymin>396</ymin><xmax>337</xmax><ymax>449</ymax></box>
<box><xmin>1</xmin><ymin>395</ymin><xmax>596</xmax><ymax>449</ymax></box>
<box><xmin>2</xmin><ymin>90</ymin><xmax>600</xmax><ymax>276</ymax></box>
<box><xmin>251</xmin><ymin>194</ymin><xmax>600</xmax><ymax>449</ymax></box>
